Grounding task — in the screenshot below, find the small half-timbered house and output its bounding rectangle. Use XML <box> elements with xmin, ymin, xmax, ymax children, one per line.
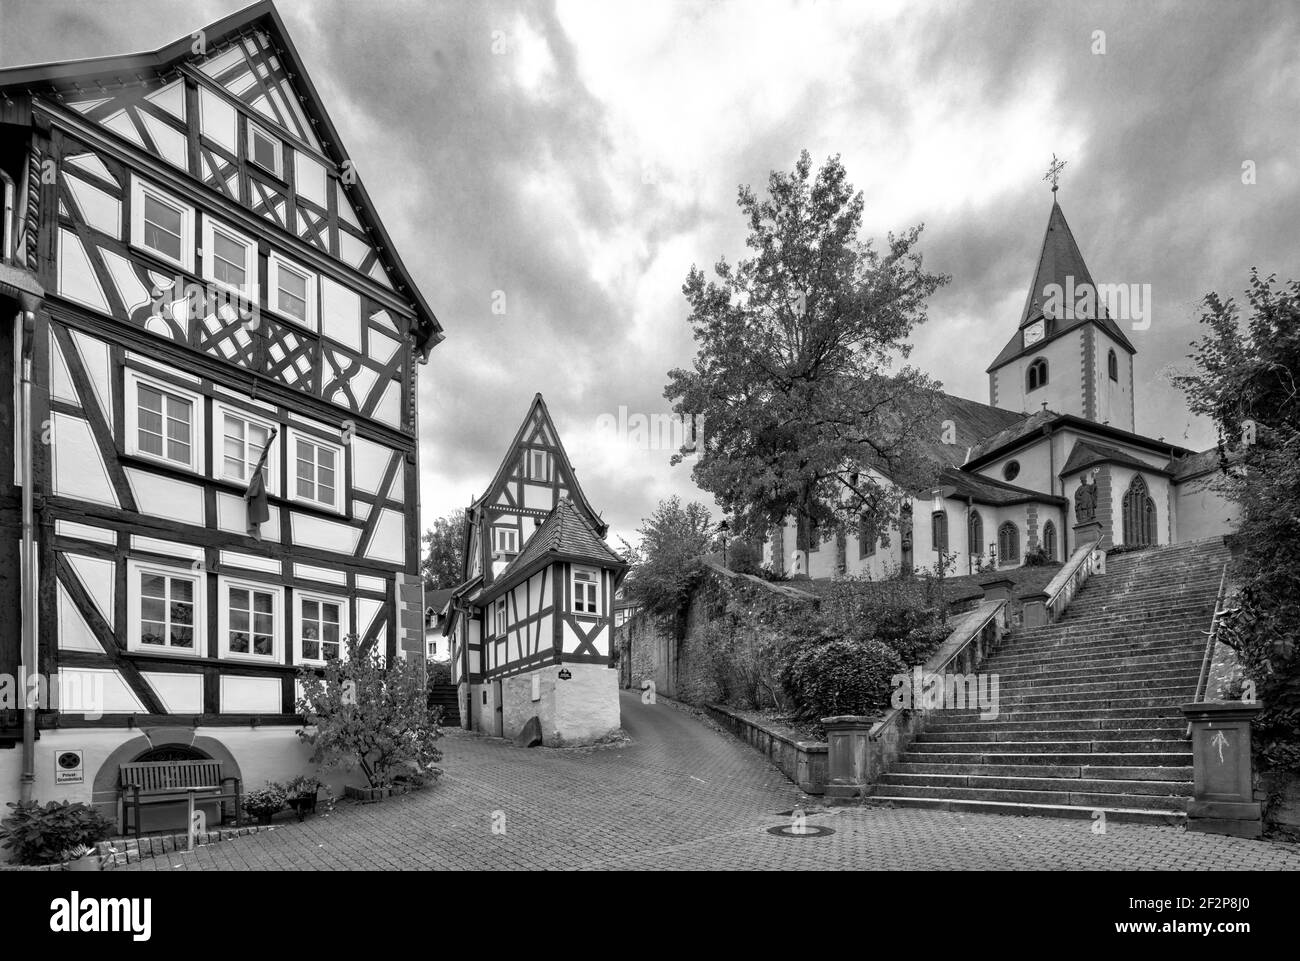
<box><xmin>446</xmin><ymin>395</ymin><xmax>625</xmax><ymax>745</ymax></box>
<box><xmin>0</xmin><ymin>1</ymin><xmax>441</xmax><ymax>828</ymax></box>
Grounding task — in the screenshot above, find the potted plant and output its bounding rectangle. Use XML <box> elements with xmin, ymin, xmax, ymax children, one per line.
<box><xmin>240</xmin><ymin>783</ymin><xmax>287</xmax><ymax>825</ymax></box>
<box><xmin>63</xmin><ymin>843</ymin><xmax>99</xmax><ymax>872</ymax></box>
<box><xmin>284</xmin><ymin>775</ymin><xmax>322</xmax><ymax>821</ymax></box>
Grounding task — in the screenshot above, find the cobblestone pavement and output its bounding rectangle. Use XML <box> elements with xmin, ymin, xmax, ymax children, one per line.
<box><xmin>119</xmin><ymin>691</ymin><xmax>1300</xmax><ymax>870</ymax></box>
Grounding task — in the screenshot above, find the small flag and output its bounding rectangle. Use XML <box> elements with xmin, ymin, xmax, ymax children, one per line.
<box><xmin>245</xmin><ymin>427</ymin><xmax>278</xmax><ymax>541</ymax></box>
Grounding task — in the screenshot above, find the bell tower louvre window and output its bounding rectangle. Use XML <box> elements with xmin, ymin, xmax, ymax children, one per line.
<box><xmin>1027</xmin><ymin>358</ymin><xmax>1048</xmax><ymax>392</ymax></box>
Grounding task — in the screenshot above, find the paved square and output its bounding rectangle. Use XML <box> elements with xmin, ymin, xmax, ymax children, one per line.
<box><xmin>119</xmin><ymin>692</ymin><xmax>1300</xmax><ymax>871</ymax></box>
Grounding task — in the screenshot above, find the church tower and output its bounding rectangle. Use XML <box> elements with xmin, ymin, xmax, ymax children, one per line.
<box><xmin>987</xmin><ymin>177</ymin><xmax>1137</xmax><ymax>431</ymax></box>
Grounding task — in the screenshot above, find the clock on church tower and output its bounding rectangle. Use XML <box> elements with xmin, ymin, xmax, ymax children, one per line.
<box><xmin>1023</xmin><ymin>319</ymin><xmax>1045</xmax><ymax>348</ymax></box>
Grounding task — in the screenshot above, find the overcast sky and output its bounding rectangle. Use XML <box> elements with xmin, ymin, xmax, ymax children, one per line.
<box><xmin>3</xmin><ymin>0</ymin><xmax>1298</xmax><ymax>548</ymax></box>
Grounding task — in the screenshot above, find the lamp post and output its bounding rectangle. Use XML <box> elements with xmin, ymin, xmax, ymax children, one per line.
<box><xmin>718</xmin><ymin>519</ymin><xmax>730</xmax><ymax>568</ymax></box>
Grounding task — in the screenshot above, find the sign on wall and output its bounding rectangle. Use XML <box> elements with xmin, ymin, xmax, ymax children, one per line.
<box><xmin>55</xmin><ymin>750</ymin><xmax>85</xmax><ymax>785</ymax></box>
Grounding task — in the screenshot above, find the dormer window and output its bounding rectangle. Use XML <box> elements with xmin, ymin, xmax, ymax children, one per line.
<box><xmin>248</xmin><ymin>121</ymin><xmax>283</xmax><ymax>178</ymax></box>
<box><xmin>1027</xmin><ymin>357</ymin><xmax>1048</xmax><ymax>392</ymax></box>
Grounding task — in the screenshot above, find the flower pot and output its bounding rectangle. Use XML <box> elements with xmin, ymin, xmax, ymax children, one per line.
<box><xmin>252</xmin><ymin>811</ymin><xmax>276</xmax><ymax>825</ymax></box>
<box><xmin>287</xmin><ymin>792</ymin><xmax>318</xmax><ymax>821</ymax></box>
<box><xmin>65</xmin><ymin>855</ymin><xmax>99</xmax><ymax>872</ymax></box>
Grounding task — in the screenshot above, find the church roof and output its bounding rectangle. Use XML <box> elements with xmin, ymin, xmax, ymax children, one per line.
<box><xmin>939</xmin><ymin>466</ymin><xmax>1065</xmax><ymax>507</ymax></box>
<box><xmin>1170</xmin><ymin>447</ymin><xmax>1229</xmax><ymax>481</ymax></box>
<box><xmin>964</xmin><ymin>408</ymin><xmax>1195</xmax><ymax>472</ymax></box>
<box><xmin>987</xmin><ymin>201</ymin><xmax>1137</xmax><ymax>372</ymax></box>
<box><xmin>913</xmin><ymin>393</ymin><xmax>1029</xmax><ymax>467</ymax></box>
<box><xmin>483</xmin><ymin>498</ymin><xmax>625</xmax><ymax>601</ymax></box>
<box><xmin>1060</xmin><ymin>439</ymin><xmax>1169</xmax><ymax>477</ymax></box>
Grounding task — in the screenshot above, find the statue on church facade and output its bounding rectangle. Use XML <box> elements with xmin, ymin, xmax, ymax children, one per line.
<box><xmin>1075</xmin><ymin>477</ymin><xmax>1097</xmax><ymax>521</ymax></box>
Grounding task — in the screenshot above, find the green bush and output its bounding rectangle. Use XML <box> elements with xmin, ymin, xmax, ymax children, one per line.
<box><xmin>0</xmin><ymin>800</ymin><xmax>115</xmax><ymax>866</ymax></box>
<box><xmin>779</xmin><ymin>636</ymin><xmax>905</xmax><ymax>735</ymax></box>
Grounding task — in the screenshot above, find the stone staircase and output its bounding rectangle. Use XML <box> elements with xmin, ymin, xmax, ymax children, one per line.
<box><xmin>867</xmin><ymin>537</ymin><xmax>1231</xmax><ymax>824</ymax></box>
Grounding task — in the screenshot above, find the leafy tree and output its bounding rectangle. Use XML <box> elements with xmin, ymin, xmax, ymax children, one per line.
<box><xmin>1173</xmin><ymin>271</ymin><xmax>1300</xmax><ymax>775</ymax></box>
<box><xmin>297</xmin><ymin>635</ymin><xmax>443</xmax><ymax>788</ymax></box>
<box><xmin>620</xmin><ymin>497</ymin><xmax>715</xmax><ymax>622</ymax></box>
<box><xmin>665</xmin><ymin>150</ymin><xmax>949</xmax><ymax>548</ymax></box>
<box><xmin>421</xmin><ymin>512</ymin><xmax>467</xmax><ymax>591</ymax></box>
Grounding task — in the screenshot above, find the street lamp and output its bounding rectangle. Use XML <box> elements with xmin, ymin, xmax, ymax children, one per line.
<box><xmin>718</xmin><ymin>519</ymin><xmax>730</xmax><ymax>567</ymax></box>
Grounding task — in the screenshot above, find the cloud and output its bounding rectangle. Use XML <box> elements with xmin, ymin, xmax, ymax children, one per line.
<box><xmin>4</xmin><ymin>0</ymin><xmax>1297</xmax><ymax>549</ymax></box>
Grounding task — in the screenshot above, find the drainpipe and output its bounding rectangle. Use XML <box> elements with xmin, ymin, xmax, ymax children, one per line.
<box><xmin>18</xmin><ymin>304</ymin><xmax>37</xmax><ymax>804</ymax></box>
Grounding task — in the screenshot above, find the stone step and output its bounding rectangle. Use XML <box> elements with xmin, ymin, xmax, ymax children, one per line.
<box><xmin>996</xmin><ymin>676</ymin><xmax>1198</xmax><ymax>695</ymax></box>
<box><xmin>988</xmin><ymin>651</ymin><xmax>1202</xmax><ymax>673</ymax></box>
<box><xmin>932</xmin><ymin>704</ymin><xmax>1185</xmax><ymax>722</ymax></box>
<box><xmin>907</xmin><ymin>738</ymin><xmax>1190</xmax><ymax>755</ymax></box>
<box><xmin>861</xmin><ymin>795</ymin><xmax>1187</xmax><ymax>825</ymax></box>
<box><xmin>992</xmin><ymin>660</ymin><xmax>1202</xmax><ymax>685</ymax></box>
<box><xmin>993</xmin><ymin>692</ymin><xmax>1190</xmax><ymax>710</ymax></box>
<box><xmin>892</xmin><ymin>749</ymin><xmax>1191</xmax><ymax>766</ymax></box>
<box><xmin>923</xmin><ymin>719</ymin><xmax>1187</xmax><ymax>736</ymax></box>
<box><xmin>890</xmin><ymin>761</ymin><xmax>1193</xmax><ymax>781</ymax></box>
<box><xmin>875</xmin><ymin>772</ymin><xmax>1193</xmax><ymax>797</ymax></box>
<box><xmin>868</xmin><ymin>782</ymin><xmax>1189</xmax><ymax>811</ymax></box>
<box><xmin>1010</xmin><ymin>625</ymin><xmax>1210</xmax><ymax>647</ymax></box>
<box><xmin>913</xmin><ymin>726</ymin><xmax>1188</xmax><ymax>743</ymax></box>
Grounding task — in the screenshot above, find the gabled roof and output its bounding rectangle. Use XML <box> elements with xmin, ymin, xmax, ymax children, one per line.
<box><xmin>1170</xmin><ymin>447</ymin><xmax>1230</xmax><ymax>482</ymax></box>
<box><xmin>0</xmin><ymin>0</ymin><xmax>443</xmax><ymax>356</ymax></box>
<box><xmin>472</xmin><ymin>393</ymin><xmax>605</xmax><ymax>535</ymax></box>
<box><xmin>966</xmin><ymin>407</ymin><xmax>1059</xmax><ymax>463</ymax></box>
<box><xmin>482</xmin><ymin>498</ymin><xmax>625</xmax><ymax>602</ymax></box>
<box><xmin>1060</xmin><ymin>439</ymin><xmax>1169</xmax><ymax>477</ymax></box>
<box><xmin>988</xmin><ymin>200</ymin><xmax>1136</xmax><ymax>372</ymax></box>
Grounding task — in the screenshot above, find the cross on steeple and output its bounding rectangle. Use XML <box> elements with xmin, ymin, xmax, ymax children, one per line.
<box><xmin>1044</xmin><ymin>153</ymin><xmax>1066</xmax><ymax>193</ymax></box>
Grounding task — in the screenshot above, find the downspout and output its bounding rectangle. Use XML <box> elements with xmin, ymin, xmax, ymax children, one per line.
<box><xmin>966</xmin><ymin>495</ymin><xmax>974</xmax><ymax>576</ymax></box>
<box><xmin>18</xmin><ymin>305</ymin><xmax>37</xmax><ymax>804</ymax></box>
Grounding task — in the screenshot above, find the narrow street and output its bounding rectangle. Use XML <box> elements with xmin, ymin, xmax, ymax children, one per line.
<box><xmin>119</xmin><ymin>692</ymin><xmax>1300</xmax><ymax>871</ymax></box>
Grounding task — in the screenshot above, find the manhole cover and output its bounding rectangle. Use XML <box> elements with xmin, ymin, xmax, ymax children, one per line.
<box><xmin>766</xmin><ymin>824</ymin><xmax>835</xmax><ymax>838</ymax></box>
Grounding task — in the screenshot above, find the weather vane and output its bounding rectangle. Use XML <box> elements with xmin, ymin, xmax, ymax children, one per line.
<box><xmin>1044</xmin><ymin>154</ymin><xmax>1067</xmax><ymax>193</ymax></box>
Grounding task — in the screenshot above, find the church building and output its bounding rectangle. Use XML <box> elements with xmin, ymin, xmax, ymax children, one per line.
<box><xmin>445</xmin><ymin>394</ymin><xmax>625</xmax><ymax>746</ymax></box>
<box><xmin>0</xmin><ymin>1</ymin><xmax>440</xmax><ymax>827</ymax></box>
<box><xmin>765</xmin><ymin>184</ymin><xmax>1236</xmax><ymax>578</ymax></box>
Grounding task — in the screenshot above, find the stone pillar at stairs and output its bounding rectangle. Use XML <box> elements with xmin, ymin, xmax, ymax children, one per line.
<box><xmin>1180</xmin><ymin>700</ymin><xmax>1264</xmax><ymax>838</ymax></box>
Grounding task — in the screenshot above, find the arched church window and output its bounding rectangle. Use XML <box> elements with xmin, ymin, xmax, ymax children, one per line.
<box><xmin>1108</xmin><ymin>349</ymin><xmax>1118</xmax><ymax>381</ymax></box>
<box><xmin>1122</xmin><ymin>474</ymin><xmax>1157</xmax><ymax>546</ymax></box>
<box><xmin>998</xmin><ymin>522</ymin><xmax>1020</xmax><ymax>563</ymax></box>
<box><xmin>931</xmin><ymin>510</ymin><xmax>948</xmax><ymax>552</ymax></box>
<box><xmin>1027</xmin><ymin>358</ymin><xmax>1048</xmax><ymax>392</ymax></box>
<box><xmin>968</xmin><ymin>510</ymin><xmax>983</xmax><ymax>556</ymax></box>
<box><xmin>1042</xmin><ymin>520</ymin><xmax>1057</xmax><ymax>560</ymax></box>
<box><xmin>858</xmin><ymin>514</ymin><xmax>876</xmax><ymax>558</ymax></box>
<box><xmin>1003</xmin><ymin>460</ymin><xmax>1020</xmax><ymax>482</ymax></box>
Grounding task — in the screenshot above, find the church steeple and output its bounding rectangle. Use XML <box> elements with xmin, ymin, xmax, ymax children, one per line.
<box><xmin>986</xmin><ymin>173</ymin><xmax>1138</xmax><ymax>431</ymax></box>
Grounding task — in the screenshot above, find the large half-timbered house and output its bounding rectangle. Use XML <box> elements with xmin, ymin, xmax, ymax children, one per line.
<box><xmin>0</xmin><ymin>1</ymin><xmax>441</xmax><ymax>827</ymax></box>
<box><xmin>446</xmin><ymin>395</ymin><xmax>625</xmax><ymax>745</ymax></box>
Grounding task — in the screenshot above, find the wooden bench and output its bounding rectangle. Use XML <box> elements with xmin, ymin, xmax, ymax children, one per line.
<box><xmin>119</xmin><ymin>760</ymin><xmax>242</xmax><ymax>839</ymax></box>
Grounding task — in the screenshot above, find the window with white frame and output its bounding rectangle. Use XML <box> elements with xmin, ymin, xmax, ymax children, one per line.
<box><xmin>219</xmin><ymin>578</ymin><xmax>281</xmax><ymax>661</ymax></box>
<box><xmin>268</xmin><ymin>252</ymin><xmax>317</xmax><ymax>328</ymax></box>
<box><xmin>291</xmin><ymin>431</ymin><xmax>343</xmax><ymax>511</ymax></box>
<box><xmin>125</xmin><ymin>369</ymin><xmax>204</xmax><ymax>472</ymax></box>
<box><xmin>296</xmin><ymin>593</ymin><xmax>345</xmax><ymax>664</ymax></box>
<box><xmin>218</xmin><ymin>404</ymin><xmax>278</xmax><ymax>495</ymax></box>
<box><xmin>526</xmin><ymin>449</ymin><xmax>551</xmax><ymax>481</ymax></box>
<box><xmin>130</xmin><ymin>177</ymin><xmax>194</xmax><ymax>271</ymax></box>
<box><xmin>572</xmin><ymin>566</ymin><xmax>599</xmax><ymax>616</ymax></box>
<box><xmin>494</xmin><ymin>597</ymin><xmax>507</xmax><ymax>637</ymax></box>
<box><xmin>201</xmin><ymin>217</ymin><xmax>258</xmax><ymax>301</ymax></box>
<box><xmin>247</xmin><ymin>120</ymin><xmax>283</xmax><ymax>177</ymax></box>
<box><xmin>492</xmin><ymin>526</ymin><xmax>518</xmax><ymax>556</ymax></box>
<box><xmin>128</xmin><ymin>560</ymin><xmax>202</xmax><ymax>654</ymax></box>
